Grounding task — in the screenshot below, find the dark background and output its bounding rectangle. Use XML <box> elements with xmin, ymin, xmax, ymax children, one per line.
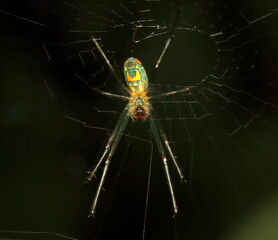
<box><xmin>0</xmin><ymin>0</ymin><xmax>277</xmax><ymax>240</ymax></box>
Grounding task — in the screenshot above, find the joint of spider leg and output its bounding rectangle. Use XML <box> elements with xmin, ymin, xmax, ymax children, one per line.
<box><xmin>105</xmin><ymin>141</ymin><xmax>112</xmax><ymax>150</ymax></box>
<box><xmin>106</xmin><ymin>155</ymin><xmax>112</xmax><ymax>163</ymax></box>
<box><xmin>87</xmin><ymin>212</ymin><xmax>96</xmax><ymax>219</ymax></box>
<box><xmin>86</xmin><ymin>168</ymin><xmax>100</xmax><ymax>182</ymax></box>
<box><xmin>160</xmin><ymin>131</ymin><xmax>169</xmax><ymax>144</ymax></box>
<box><xmin>173</xmin><ymin>208</ymin><xmax>178</xmax><ymax>218</ymax></box>
<box><xmin>92</xmin><ymin>87</ymin><xmax>99</xmax><ymax>92</ymax></box>
<box><xmin>179</xmin><ymin>173</ymin><xmax>186</xmax><ymax>184</ymax></box>
<box><xmin>161</xmin><ymin>154</ymin><xmax>167</xmax><ymax>163</ymax></box>
<box><xmin>85</xmin><ymin>172</ymin><xmax>94</xmax><ymax>183</ymax></box>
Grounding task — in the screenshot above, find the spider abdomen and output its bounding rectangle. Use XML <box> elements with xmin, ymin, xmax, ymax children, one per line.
<box><xmin>123</xmin><ymin>57</ymin><xmax>148</xmax><ymax>93</ymax></box>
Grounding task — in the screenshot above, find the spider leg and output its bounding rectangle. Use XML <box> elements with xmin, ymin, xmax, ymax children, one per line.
<box><xmin>150</xmin><ymin>85</ymin><xmax>198</xmax><ymax>99</ymax></box>
<box><xmin>92</xmin><ymin>87</ymin><xmax>128</xmax><ymax>100</ymax></box>
<box><xmin>91</xmin><ymin>37</ymin><xmax>129</xmax><ymax>100</ymax></box>
<box><xmin>91</xmin><ymin>37</ymin><xmax>124</xmax><ymax>87</ymax></box>
<box><xmin>154</xmin><ymin>9</ymin><xmax>181</xmax><ymax>69</ymax></box>
<box><xmin>92</xmin><ymin>37</ymin><xmax>116</xmax><ymax>75</ymax></box>
<box><xmin>86</xmin><ymin>104</ymin><xmax>129</xmax><ymax>182</ymax></box>
<box><xmin>159</xmin><ymin>131</ymin><xmax>186</xmax><ymax>183</ymax></box>
<box><xmin>148</xmin><ymin>113</ymin><xmax>178</xmax><ymax>215</ymax></box>
<box><xmin>90</xmin><ymin>156</ymin><xmax>111</xmax><ymax>216</ymax></box>
<box><xmin>149</xmin><ymin>106</ymin><xmax>186</xmax><ymax>181</ymax></box>
<box><xmin>150</xmin><ymin>8</ymin><xmax>181</xmax><ymax>83</ymax></box>
<box><xmin>86</xmin><ymin>147</ymin><xmax>108</xmax><ymax>183</ymax></box>
<box><xmin>88</xmin><ymin>103</ymin><xmax>130</xmax><ymax>216</ymax></box>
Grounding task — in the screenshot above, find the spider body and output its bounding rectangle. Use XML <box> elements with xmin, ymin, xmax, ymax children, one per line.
<box><xmin>124</xmin><ymin>57</ymin><xmax>150</xmax><ymax>120</ymax></box>
<box><xmin>89</xmin><ymin>43</ymin><xmax>196</xmax><ymax>216</ymax></box>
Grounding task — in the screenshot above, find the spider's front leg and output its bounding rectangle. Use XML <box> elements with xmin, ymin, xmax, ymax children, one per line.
<box><xmin>87</xmin><ymin>103</ymin><xmax>130</xmax><ymax>216</ymax></box>
<box><xmin>149</xmin><ymin>85</ymin><xmax>199</xmax><ymax>100</ymax></box>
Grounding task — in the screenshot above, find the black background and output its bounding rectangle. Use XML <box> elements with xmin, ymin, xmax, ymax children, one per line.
<box><xmin>0</xmin><ymin>0</ymin><xmax>277</xmax><ymax>240</ymax></box>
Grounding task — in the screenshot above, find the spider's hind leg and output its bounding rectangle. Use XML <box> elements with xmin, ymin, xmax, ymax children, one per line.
<box><xmin>87</xmin><ymin>103</ymin><xmax>130</xmax><ymax>216</ymax></box>
<box><xmin>160</xmin><ymin>131</ymin><xmax>186</xmax><ymax>183</ymax></box>
<box><xmin>148</xmin><ymin>113</ymin><xmax>182</xmax><ymax>216</ymax></box>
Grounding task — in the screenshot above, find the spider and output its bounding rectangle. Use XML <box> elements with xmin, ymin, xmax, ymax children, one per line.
<box><xmin>86</xmin><ymin>38</ymin><xmax>198</xmax><ymax>217</ymax></box>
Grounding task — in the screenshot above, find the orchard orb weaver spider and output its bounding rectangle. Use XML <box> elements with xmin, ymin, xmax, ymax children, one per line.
<box><xmin>87</xmin><ymin>39</ymin><xmax>198</xmax><ymax>217</ymax></box>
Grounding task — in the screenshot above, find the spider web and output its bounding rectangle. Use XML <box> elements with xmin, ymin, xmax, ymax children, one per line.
<box><xmin>0</xmin><ymin>0</ymin><xmax>277</xmax><ymax>240</ymax></box>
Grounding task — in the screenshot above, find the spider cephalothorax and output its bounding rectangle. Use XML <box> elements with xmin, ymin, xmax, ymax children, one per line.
<box><xmin>129</xmin><ymin>91</ymin><xmax>150</xmax><ymax>120</ymax></box>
